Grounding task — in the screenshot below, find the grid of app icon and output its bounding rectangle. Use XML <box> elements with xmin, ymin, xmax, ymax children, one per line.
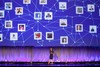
<box><xmin>59</xmin><ymin>19</ymin><xmax>67</xmax><ymax>27</ymax></box>
<box><xmin>87</xmin><ymin>4</ymin><xmax>95</xmax><ymax>12</ymax></box>
<box><xmin>0</xmin><ymin>0</ymin><xmax>100</xmax><ymax>46</ymax></box>
<box><xmin>34</xmin><ymin>32</ymin><xmax>42</xmax><ymax>40</ymax></box>
<box><xmin>34</xmin><ymin>12</ymin><xmax>42</xmax><ymax>20</ymax></box>
<box><xmin>99</xmin><ymin>9</ymin><xmax>100</xmax><ymax>16</ymax></box>
<box><xmin>44</xmin><ymin>12</ymin><xmax>53</xmax><ymax>20</ymax></box>
<box><xmin>15</xmin><ymin>7</ymin><xmax>23</xmax><ymax>15</ymax></box>
<box><xmin>10</xmin><ymin>33</ymin><xmax>18</xmax><ymax>41</ymax></box>
<box><xmin>46</xmin><ymin>32</ymin><xmax>54</xmax><ymax>40</ymax></box>
<box><xmin>0</xmin><ymin>34</ymin><xmax>3</xmax><ymax>42</ymax></box>
<box><xmin>5</xmin><ymin>2</ymin><xmax>12</xmax><ymax>10</ymax></box>
<box><xmin>18</xmin><ymin>24</ymin><xmax>26</xmax><ymax>32</ymax></box>
<box><xmin>5</xmin><ymin>20</ymin><xmax>13</xmax><ymax>28</ymax></box>
<box><xmin>0</xmin><ymin>10</ymin><xmax>4</xmax><ymax>18</ymax></box>
<box><xmin>60</xmin><ymin>36</ymin><xmax>68</xmax><ymax>44</ymax></box>
<box><xmin>76</xmin><ymin>6</ymin><xmax>84</xmax><ymax>14</ymax></box>
<box><xmin>59</xmin><ymin>2</ymin><xmax>67</xmax><ymax>10</ymax></box>
<box><xmin>89</xmin><ymin>25</ymin><xmax>97</xmax><ymax>33</ymax></box>
<box><xmin>39</xmin><ymin>0</ymin><xmax>47</xmax><ymax>5</ymax></box>
<box><xmin>23</xmin><ymin>0</ymin><xmax>31</xmax><ymax>4</ymax></box>
<box><xmin>75</xmin><ymin>24</ymin><xmax>83</xmax><ymax>32</ymax></box>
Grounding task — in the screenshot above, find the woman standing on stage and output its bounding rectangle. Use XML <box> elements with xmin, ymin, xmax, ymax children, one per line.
<box><xmin>48</xmin><ymin>48</ymin><xmax>54</xmax><ymax>64</ymax></box>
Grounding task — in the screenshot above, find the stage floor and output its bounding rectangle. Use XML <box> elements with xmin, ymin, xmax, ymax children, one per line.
<box><xmin>0</xmin><ymin>62</ymin><xmax>100</xmax><ymax>66</ymax></box>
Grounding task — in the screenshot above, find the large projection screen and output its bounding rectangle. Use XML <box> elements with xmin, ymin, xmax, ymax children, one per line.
<box><xmin>0</xmin><ymin>0</ymin><xmax>100</xmax><ymax>47</ymax></box>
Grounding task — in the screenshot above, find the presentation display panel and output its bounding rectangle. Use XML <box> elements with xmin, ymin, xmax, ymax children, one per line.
<box><xmin>0</xmin><ymin>0</ymin><xmax>100</xmax><ymax>47</ymax></box>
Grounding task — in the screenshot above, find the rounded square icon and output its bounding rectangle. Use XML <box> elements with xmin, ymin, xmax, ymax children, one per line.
<box><xmin>23</xmin><ymin>0</ymin><xmax>31</xmax><ymax>4</ymax></box>
<box><xmin>46</xmin><ymin>32</ymin><xmax>54</xmax><ymax>40</ymax></box>
<box><xmin>59</xmin><ymin>2</ymin><xmax>67</xmax><ymax>10</ymax></box>
<box><xmin>10</xmin><ymin>33</ymin><xmax>18</xmax><ymax>41</ymax></box>
<box><xmin>0</xmin><ymin>10</ymin><xmax>5</xmax><ymax>18</ymax></box>
<box><xmin>15</xmin><ymin>7</ymin><xmax>23</xmax><ymax>15</ymax></box>
<box><xmin>89</xmin><ymin>25</ymin><xmax>97</xmax><ymax>33</ymax></box>
<box><xmin>75</xmin><ymin>24</ymin><xmax>83</xmax><ymax>32</ymax></box>
<box><xmin>76</xmin><ymin>6</ymin><xmax>84</xmax><ymax>14</ymax></box>
<box><xmin>39</xmin><ymin>0</ymin><xmax>47</xmax><ymax>5</ymax></box>
<box><xmin>59</xmin><ymin>19</ymin><xmax>67</xmax><ymax>27</ymax></box>
<box><xmin>44</xmin><ymin>12</ymin><xmax>53</xmax><ymax>20</ymax></box>
<box><xmin>5</xmin><ymin>20</ymin><xmax>13</xmax><ymax>28</ymax></box>
<box><xmin>87</xmin><ymin>4</ymin><xmax>95</xmax><ymax>12</ymax></box>
<box><xmin>5</xmin><ymin>2</ymin><xmax>12</xmax><ymax>10</ymax></box>
<box><xmin>0</xmin><ymin>34</ymin><xmax>3</xmax><ymax>42</ymax></box>
<box><xmin>34</xmin><ymin>12</ymin><xmax>42</xmax><ymax>20</ymax></box>
<box><xmin>34</xmin><ymin>32</ymin><xmax>42</xmax><ymax>40</ymax></box>
<box><xmin>60</xmin><ymin>36</ymin><xmax>68</xmax><ymax>44</ymax></box>
<box><xmin>18</xmin><ymin>24</ymin><xmax>26</xmax><ymax>32</ymax></box>
<box><xmin>99</xmin><ymin>9</ymin><xmax>100</xmax><ymax>16</ymax></box>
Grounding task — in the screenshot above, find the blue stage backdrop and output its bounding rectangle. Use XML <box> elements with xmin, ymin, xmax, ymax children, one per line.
<box><xmin>0</xmin><ymin>0</ymin><xmax>100</xmax><ymax>47</ymax></box>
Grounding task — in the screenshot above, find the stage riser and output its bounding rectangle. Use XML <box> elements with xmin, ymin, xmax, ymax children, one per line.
<box><xmin>0</xmin><ymin>47</ymin><xmax>100</xmax><ymax>62</ymax></box>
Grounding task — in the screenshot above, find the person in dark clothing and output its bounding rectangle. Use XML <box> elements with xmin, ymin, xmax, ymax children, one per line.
<box><xmin>48</xmin><ymin>48</ymin><xmax>54</xmax><ymax>64</ymax></box>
